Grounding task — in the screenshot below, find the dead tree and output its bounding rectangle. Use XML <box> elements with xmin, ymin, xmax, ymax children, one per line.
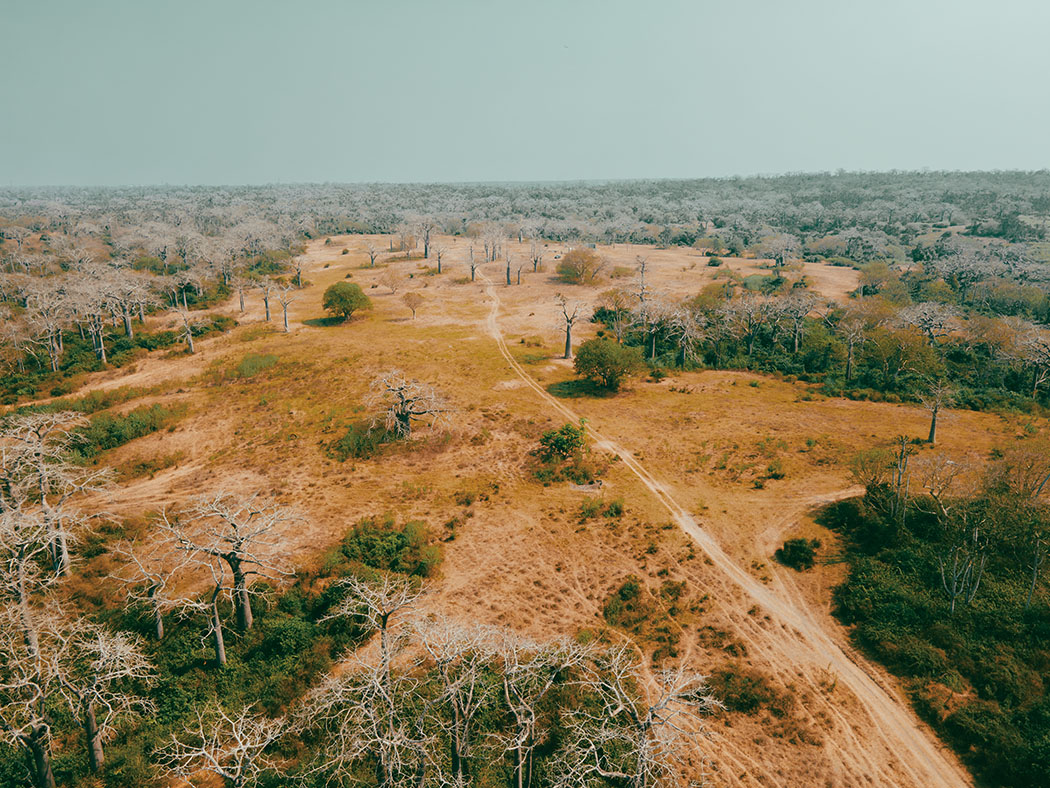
<box><xmin>557</xmin><ymin>295</ymin><xmax>581</xmax><ymax>360</ymax></box>
<box><xmin>432</xmin><ymin>244</ymin><xmax>446</xmax><ymax>274</ymax></box>
<box><xmin>417</xmin><ymin>219</ymin><xmax>436</xmax><ymax>259</ymax></box>
<box><xmin>369</xmin><ymin>370</ymin><xmax>449</xmax><ymax>438</ymax></box>
<box><xmin>469</xmin><ymin>245</ymin><xmax>480</xmax><ymax>282</ymax></box>
<box><xmin>298</xmin><ymin>653</ymin><xmax>433</xmax><ymax>787</ymax></box>
<box><xmin>920</xmin><ymin>379</ymin><xmax>954</xmax><ymax>445</ymax></box>
<box><xmin>0</xmin><ymin>411</ymin><xmax>109</xmax><ymax>575</ymax></box>
<box><xmin>554</xmin><ymin>646</ymin><xmax>722</xmax><ymax>788</ymax></box>
<box><xmin>416</xmin><ymin>617</ymin><xmax>497</xmax><ymax>785</ymax></box>
<box><xmin>401</xmin><ymin>291</ymin><xmax>424</xmax><ymax>320</ymax></box>
<box><xmin>0</xmin><ymin>607</ymin><xmax>59</xmax><ymax>788</ymax></box>
<box><xmin>175</xmin><ymin>308</ymin><xmax>200</xmax><ymax>354</ymax></box>
<box><xmin>307</xmin><ymin>576</ymin><xmax>431</xmax><ymax>786</ymax></box>
<box><xmin>231</xmin><ymin>275</ymin><xmax>252</xmax><ymax>314</ymax></box>
<box><xmin>325</xmin><ymin>574</ymin><xmax>424</xmax><ymax>686</ymax></box>
<box><xmin>159</xmin><ymin>704</ymin><xmax>286</xmax><ymax>788</ymax></box>
<box><xmin>495</xmin><ymin>633</ymin><xmax>588</xmax><ymax>788</ymax></box>
<box><xmin>258</xmin><ymin>278</ymin><xmax>275</xmax><ymax>321</ymax></box>
<box><xmin>276</xmin><ymin>282</ymin><xmax>298</xmax><ymax>332</ymax></box>
<box><xmin>365</xmin><ymin>240</ymin><xmax>381</xmax><ymax>267</ymax></box>
<box><xmin>780</xmin><ymin>292</ymin><xmax>819</xmax><ymax>354</ymax></box>
<box><xmin>53</xmin><ymin>625</ymin><xmax>154</xmax><ymax>773</ymax></box>
<box><xmin>379</xmin><ymin>269</ymin><xmax>402</xmax><ymax>295</ymax></box>
<box><xmin>110</xmin><ymin>541</ymin><xmax>192</xmax><ymax>640</ymax></box>
<box><xmin>160</xmin><ymin>494</ymin><xmax>297</xmax><ymax>632</ymax></box>
<box><xmin>529</xmin><ymin>240</ymin><xmax>544</xmax><ymax>272</ymax></box>
<box><xmin>506</xmin><ymin>253</ymin><xmax>513</xmax><ymax>286</ymax></box>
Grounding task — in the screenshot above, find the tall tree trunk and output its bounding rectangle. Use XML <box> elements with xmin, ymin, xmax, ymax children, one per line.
<box><xmin>282</xmin><ymin>307</ymin><xmax>289</xmax><ymax>332</ymax></box>
<box><xmin>563</xmin><ymin>325</ymin><xmax>572</xmax><ymax>359</ymax></box>
<box><xmin>84</xmin><ymin>701</ymin><xmax>105</xmax><ymax>772</ymax></box>
<box><xmin>123</xmin><ymin>310</ymin><xmax>134</xmax><ymax>339</ymax></box>
<box><xmin>239</xmin><ymin>290</ymin><xmax>245</xmax><ymax>312</ymax></box>
<box><xmin>264</xmin><ymin>296</ymin><xmax>271</xmax><ymax>321</ymax></box>
<box><xmin>232</xmin><ymin>564</ymin><xmax>253</xmax><ymax>631</ymax></box>
<box><xmin>211</xmin><ymin>591</ymin><xmax>227</xmax><ymax>667</ymax></box>
<box><xmin>25</xmin><ymin>727</ymin><xmax>56</xmax><ymax>788</ymax></box>
<box><xmin>927</xmin><ymin>407</ymin><xmax>938</xmax><ymax>444</ymax></box>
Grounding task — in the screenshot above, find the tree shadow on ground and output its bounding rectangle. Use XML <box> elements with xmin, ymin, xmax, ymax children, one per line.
<box><xmin>546</xmin><ymin>379</ymin><xmax>616</xmax><ymax>399</ymax></box>
<box><xmin>303</xmin><ymin>316</ymin><xmax>346</xmax><ymax>327</ymax></box>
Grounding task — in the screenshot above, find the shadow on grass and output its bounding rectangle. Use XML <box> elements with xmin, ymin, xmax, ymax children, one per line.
<box><xmin>546</xmin><ymin>379</ymin><xmax>617</xmax><ymax>399</ymax></box>
<box><xmin>303</xmin><ymin>316</ymin><xmax>347</xmax><ymax>327</ymax></box>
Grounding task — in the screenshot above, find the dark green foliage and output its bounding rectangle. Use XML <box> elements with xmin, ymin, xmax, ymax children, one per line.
<box><xmin>531</xmin><ymin>422</ymin><xmax>607</xmax><ymax>486</ymax></box>
<box><xmin>326</xmin><ymin>421</ymin><xmax>394</xmax><ymax>460</ymax></box>
<box><xmin>69</xmin><ymin>403</ymin><xmax>186</xmax><ymax>462</ymax></box>
<box><xmin>827</xmin><ymin>494</ymin><xmax>1050</xmax><ymax>786</ymax></box>
<box><xmin>707</xmin><ymin>667</ymin><xmax>786</xmax><ymax>716</ymax></box>
<box><xmin>573</xmin><ymin>338</ymin><xmax>645</xmax><ymax>391</ymax></box>
<box><xmin>774</xmin><ymin>538</ymin><xmax>821</xmax><ymax>570</ymax></box>
<box><xmin>536</xmin><ymin>422</ymin><xmax>587</xmax><ymax>462</ymax></box>
<box><xmin>322</xmin><ymin>282</ymin><xmax>372</xmax><ymax>320</ymax></box>
<box><xmin>335</xmin><ymin>515</ymin><xmax>442</xmax><ymax>577</ymax></box>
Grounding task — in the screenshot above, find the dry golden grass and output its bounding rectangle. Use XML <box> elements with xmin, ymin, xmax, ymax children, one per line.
<box><xmin>58</xmin><ymin>234</ymin><xmax>1013</xmax><ymax>787</ymax></box>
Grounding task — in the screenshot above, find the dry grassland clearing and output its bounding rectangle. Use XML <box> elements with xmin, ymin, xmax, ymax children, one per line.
<box><xmin>51</xmin><ymin>234</ymin><xmax>1028</xmax><ymax>787</ymax></box>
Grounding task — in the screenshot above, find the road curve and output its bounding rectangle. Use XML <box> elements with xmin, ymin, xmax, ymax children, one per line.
<box><xmin>481</xmin><ymin>275</ymin><xmax>972</xmax><ymax>788</ymax></box>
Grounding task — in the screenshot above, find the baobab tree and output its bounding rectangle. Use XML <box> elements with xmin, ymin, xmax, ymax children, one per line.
<box><xmin>597</xmin><ymin>288</ymin><xmax>634</xmax><ymax>344</ymax></box>
<box><xmin>257</xmin><ymin>278</ymin><xmax>275</xmax><ymax>321</ymax></box>
<box><xmin>432</xmin><ymin>243</ymin><xmax>446</xmax><ymax>273</ymax></box>
<box><xmin>495</xmin><ymin>632</ymin><xmax>588</xmax><ymax>788</ymax></box>
<box><xmin>365</xmin><ymin>240</ymin><xmax>381</xmax><ymax>267</ymax></box>
<box><xmin>159</xmin><ymin>704</ymin><xmax>287</xmax><ymax>788</ymax></box>
<box><xmin>110</xmin><ymin>541</ymin><xmax>192</xmax><ymax>640</ymax></box>
<box><xmin>469</xmin><ymin>245</ymin><xmax>480</xmax><ymax>282</ymax></box>
<box><xmin>921</xmin><ymin>379</ymin><xmax>954</xmax><ymax>444</ymax></box>
<box><xmin>416</xmin><ymin>617</ymin><xmax>497</xmax><ymax>784</ymax></box>
<box><xmin>0</xmin><ymin>410</ymin><xmax>109</xmax><ymax>575</ymax></box>
<box><xmin>780</xmin><ymin>291</ymin><xmax>819</xmax><ymax>353</ymax></box>
<box><xmin>554</xmin><ymin>647</ymin><xmax>722</xmax><ymax>788</ymax></box>
<box><xmin>160</xmin><ymin>493</ymin><xmax>297</xmax><ymax>632</ymax></box>
<box><xmin>276</xmin><ymin>282</ymin><xmax>298</xmax><ymax>332</ymax></box>
<box><xmin>529</xmin><ymin>240</ymin><xmax>544</xmax><ymax>272</ymax></box>
<box><xmin>53</xmin><ymin>624</ymin><xmax>154</xmax><ymax>774</ymax></box>
<box><xmin>416</xmin><ymin>218</ymin><xmax>436</xmax><ymax>259</ymax></box>
<box><xmin>557</xmin><ymin>295</ymin><xmax>581</xmax><ymax>359</ymax></box>
<box><xmin>369</xmin><ymin>370</ymin><xmax>448</xmax><ymax>438</ymax></box>
<box><xmin>0</xmin><ymin>606</ymin><xmax>59</xmax><ymax>788</ymax></box>
<box><xmin>175</xmin><ymin>308</ymin><xmax>200</xmax><ymax>354</ymax></box>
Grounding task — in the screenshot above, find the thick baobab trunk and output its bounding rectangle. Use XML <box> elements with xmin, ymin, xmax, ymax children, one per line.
<box><xmin>927</xmin><ymin>407</ymin><xmax>939</xmax><ymax>444</ymax></box>
<box><xmin>282</xmin><ymin>307</ymin><xmax>290</xmax><ymax>332</ymax></box>
<box><xmin>232</xmin><ymin>563</ymin><xmax>253</xmax><ymax>631</ymax></box>
<box><xmin>84</xmin><ymin>701</ymin><xmax>105</xmax><ymax>772</ymax></box>
<box><xmin>122</xmin><ymin>309</ymin><xmax>134</xmax><ymax>339</ymax></box>
<box><xmin>25</xmin><ymin>727</ymin><xmax>56</xmax><ymax>788</ymax></box>
<box><xmin>239</xmin><ymin>290</ymin><xmax>245</xmax><ymax>313</ymax></box>
<box><xmin>211</xmin><ymin>589</ymin><xmax>227</xmax><ymax>667</ymax></box>
<box><xmin>263</xmin><ymin>295</ymin><xmax>271</xmax><ymax>321</ymax></box>
<box><xmin>845</xmin><ymin>342</ymin><xmax>855</xmax><ymax>382</ymax></box>
<box><xmin>506</xmin><ymin>263</ymin><xmax>511</xmax><ymax>286</ymax></box>
<box><xmin>186</xmin><ymin>329</ymin><xmax>195</xmax><ymax>355</ymax></box>
<box><xmin>182</xmin><ymin>290</ymin><xmax>188</xmax><ymax>310</ymax></box>
<box><xmin>563</xmin><ymin>325</ymin><xmax>572</xmax><ymax>359</ymax></box>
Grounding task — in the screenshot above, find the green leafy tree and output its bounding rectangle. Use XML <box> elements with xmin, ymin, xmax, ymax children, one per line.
<box><xmin>574</xmin><ymin>338</ymin><xmax>645</xmax><ymax>391</ymax></box>
<box><xmin>322</xmin><ymin>282</ymin><xmax>372</xmax><ymax>321</ymax></box>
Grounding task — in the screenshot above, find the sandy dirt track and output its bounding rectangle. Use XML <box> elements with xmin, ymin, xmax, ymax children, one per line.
<box><xmin>480</xmin><ymin>272</ymin><xmax>973</xmax><ymax>788</ymax></box>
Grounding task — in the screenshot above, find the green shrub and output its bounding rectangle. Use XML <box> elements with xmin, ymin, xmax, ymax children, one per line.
<box><xmin>574</xmin><ymin>338</ymin><xmax>646</xmax><ymax>391</ymax></box>
<box><xmin>774</xmin><ymin>538</ymin><xmax>821</xmax><ymax>570</ymax></box>
<box><xmin>338</xmin><ymin>515</ymin><xmax>442</xmax><ymax>577</ymax></box>
<box><xmin>70</xmin><ymin>403</ymin><xmax>186</xmax><ymax>462</ymax></box>
<box><xmin>235</xmin><ymin>353</ymin><xmax>278</xmax><ymax>378</ymax></box>
<box><xmin>537</xmin><ymin>421</ymin><xmax>586</xmax><ymax>462</ymax></box>
<box><xmin>327</xmin><ymin>422</ymin><xmax>393</xmax><ymax>460</ymax></box>
<box><xmin>322</xmin><ymin>282</ymin><xmax>372</xmax><ymax>320</ymax></box>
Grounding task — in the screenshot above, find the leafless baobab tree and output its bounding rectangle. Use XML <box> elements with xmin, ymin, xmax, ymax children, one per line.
<box><xmin>369</xmin><ymin>371</ymin><xmax>449</xmax><ymax>438</ymax></box>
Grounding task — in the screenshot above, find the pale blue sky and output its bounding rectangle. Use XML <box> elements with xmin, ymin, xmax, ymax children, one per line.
<box><xmin>2</xmin><ymin>0</ymin><xmax>1048</xmax><ymax>185</ymax></box>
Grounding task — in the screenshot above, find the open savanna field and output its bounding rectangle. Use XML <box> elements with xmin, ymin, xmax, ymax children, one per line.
<box><xmin>42</xmin><ymin>233</ymin><xmax>1044</xmax><ymax>787</ymax></box>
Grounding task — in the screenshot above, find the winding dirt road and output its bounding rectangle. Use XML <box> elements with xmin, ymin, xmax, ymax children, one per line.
<box><xmin>481</xmin><ymin>276</ymin><xmax>972</xmax><ymax>788</ymax></box>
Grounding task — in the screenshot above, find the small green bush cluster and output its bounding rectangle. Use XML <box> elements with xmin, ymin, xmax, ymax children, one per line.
<box><xmin>333</xmin><ymin>515</ymin><xmax>442</xmax><ymax>578</ymax></box>
<box><xmin>579</xmin><ymin>497</ymin><xmax>624</xmax><ymax>522</ymax></box>
<box><xmin>234</xmin><ymin>353</ymin><xmax>279</xmax><ymax>378</ymax></box>
<box><xmin>326</xmin><ymin>421</ymin><xmax>394</xmax><ymax>460</ymax></box>
<box><xmin>774</xmin><ymin>538</ymin><xmax>821</xmax><ymax>570</ymax></box>
<box><xmin>70</xmin><ymin>403</ymin><xmax>187</xmax><ymax>462</ymax></box>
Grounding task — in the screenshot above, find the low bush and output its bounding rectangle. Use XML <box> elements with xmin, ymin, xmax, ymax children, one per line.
<box><xmin>774</xmin><ymin>538</ymin><xmax>821</xmax><ymax>570</ymax></box>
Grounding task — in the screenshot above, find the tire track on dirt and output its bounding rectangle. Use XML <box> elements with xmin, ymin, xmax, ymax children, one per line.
<box><xmin>480</xmin><ymin>275</ymin><xmax>971</xmax><ymax>788</ymax></box>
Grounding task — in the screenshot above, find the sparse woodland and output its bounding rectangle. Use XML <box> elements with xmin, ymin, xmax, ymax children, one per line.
<box><xmin>1</xmin><ymin>173</ymin><xmax>1050</xmax><ymax>787</ymax></box>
